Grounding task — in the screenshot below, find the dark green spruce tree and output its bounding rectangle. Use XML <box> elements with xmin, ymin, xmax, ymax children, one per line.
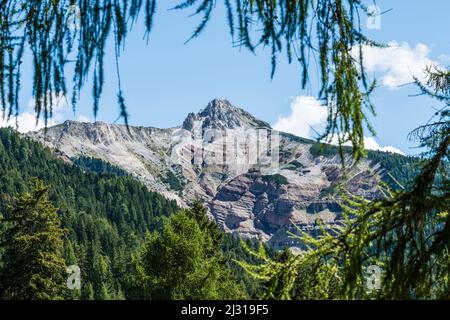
<box><xmin>131</xmin><ymin>202</ymin><xmax>246</xmax><ymax>300</ymax></box>
<box><xmin>0</xmin><ymin>179</ymin><xmax>67</xmax><ymax>300</ymax></box>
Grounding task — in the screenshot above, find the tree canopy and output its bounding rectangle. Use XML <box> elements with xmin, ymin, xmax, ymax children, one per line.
<box><xmin>0</xmin><ymin>179</ymin><xmax>67</xmax><ymax>300</ymax></box>
<box><xmin>132</xmin><ymin>206</ymin><xmax>246</xmax><ymax>299</ymax></box>
<box><xmin>240</xmin><ymin>68</ymin><xmax>450</xmax><ymax>300</ymax></box>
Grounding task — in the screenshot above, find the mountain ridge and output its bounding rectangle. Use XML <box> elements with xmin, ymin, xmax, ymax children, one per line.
<box><xmin>27</xmin><ymin>99</ymin><xmax>417</xmax><ymax>249</ymax></box>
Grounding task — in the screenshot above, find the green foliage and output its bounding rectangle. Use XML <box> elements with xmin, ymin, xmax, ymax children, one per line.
<box><xmin>309</xmin><ymin>141</ymin><xmax>420</xmax><ymax>189</ymax></box>
<box><xmin>0</xmin><ymin>131</ymin><xmax>251</xmax><ymax>299</ymax></box>
<box><xmin>73</xmin><ymin>156</ymin><xmax>128</xmax><ymax>176</ymax></box>
<box><xmin>0</xmin><ymin>179</ymin><xmax>67</xmax><ymax>300</ymax></box>
<box><xmin>162</xmin><ymin>171</ymin><xmax>185</xmax><ymax>192</ymax></box>
<box><xmin>185</xmin><ymin>200</ymin><xmax>223</xmax><ymax>249</ymax></box>
<box><xmin>240</xmin><ymin>68</ymin><xmax>450</xmax><ymax>300</ymax></box>
<box><xmin>131</xmin><ymin>204</ymin><xmax>246</xmax><ymax>299</ymax></box>
<box><xmin>284</xmin><ymin>160</ymin><xmax>304</xmax><ymax>171</ymax></box>
<box><xmin>235</xmin><ymin>241</ymin><xmax>302</xmax><ymax>300</ymax></box>
<box><xmin>240</xmin><ymin>180</ymin><xmax>449</xmax><ymax>299</ymax></box>
<box><xmin>0</xmin><ymin>128</ymin><xmax>178</xmax><ymax>299</ymax></box>
<box><xmin>262</xmin><ymin>174</ymin><xmax>288</xmax><ymax>185</ymax></box>
<box><xmin>310</xmin><ymin>142</ymin><xmax>350</xmax><ymax>158</ymax></box>
<box><xmin>222</xmin><ymin>236</ymin><xmax>278</xmax><ymax>299</ymax></box>
<box><xmin>367</xmin><ymin>150</ymin><xmax>422</xmax><ymax>188</ymax></box>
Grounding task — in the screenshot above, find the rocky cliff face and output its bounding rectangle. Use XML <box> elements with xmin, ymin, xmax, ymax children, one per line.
<box><xmin>28</xmin><ymin>99</ymin><xmax>385</xmax><ymax>249</ymax></box>
<box><xmin>183</xmin><ymin>99</ymin><xmax>271</xmax><ymax>132</ymax></box>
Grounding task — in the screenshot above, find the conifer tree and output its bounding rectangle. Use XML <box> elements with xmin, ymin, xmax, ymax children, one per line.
<box><xmin>133</xmin><ymin>205</ymin><xmax>246</xmax><ymax>299</ymax></box>
<box><xmin>240</xmin><ymin>67</ymin><xmax>450</xmax><ymax>300</ymax></box>
<box><xmin>0</xmin><ymin>179</ymin><xmax>67</xmax><ymax>300</ymax></box>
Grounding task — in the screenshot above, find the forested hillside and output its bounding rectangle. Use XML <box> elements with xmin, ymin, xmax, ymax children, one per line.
<box><xmin>308</xmin><ymin>141</ymin><xmax>421</xmax><ymax>188</ymax></box>
<box><xmin>0</xmin><ymin>128</ymin><xmax>272</xmax><ymax>299</ymax></box>
<box><xmin>0</xmin><ymin>128</ymin><xmax>180</xmax><ymax>298</ymax></box>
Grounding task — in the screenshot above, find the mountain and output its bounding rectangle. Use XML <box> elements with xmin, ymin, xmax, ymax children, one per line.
<box><xmin>182</xmin><ymin>99</ymin><xmax>271</xmax><ymax>131</ymax></box>
<box><xmin>28</xmin><ymin>99</ymin><xmax>418</xmax><ymax>249</ymax></box>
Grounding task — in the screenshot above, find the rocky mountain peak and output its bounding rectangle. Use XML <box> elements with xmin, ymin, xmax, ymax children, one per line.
<box><xmin>198</xmin><ymin>99</ymin><xmax>237</xmax><ymax>117</ymax></box>
<box><xmin>26</xmin><ymin>99</ymin><xmax>398</xmax><ymax>249</ymax></box>
<box><xmin>182</xmin><ymin>99</ymin><xmax>271</xmax><ymax>131</ymax></box>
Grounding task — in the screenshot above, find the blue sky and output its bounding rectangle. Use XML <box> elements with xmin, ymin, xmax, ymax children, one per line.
<box><xmin>2</xmin><ymin>0</ymin><xmax>450</xmax><ymax>155</ymax></box>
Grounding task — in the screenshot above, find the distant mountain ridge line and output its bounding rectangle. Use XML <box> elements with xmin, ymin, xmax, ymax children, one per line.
<box><xmin>27</xmin><ymin>99</ymin><xmax>419</xmax><ymax>249</ymax></box>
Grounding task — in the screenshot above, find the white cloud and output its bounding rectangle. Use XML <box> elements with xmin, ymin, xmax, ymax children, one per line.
<box><xmin>0</xmin><ymin>111</ymin><xmax>47</xmax><ymax>133</ymax></box>
<box><xmin>273</xmin><ymin>96</ymin><xmax>328</xmax><ymax>139</ymax></box>
<box><xmin>273</xmin><ymin>95</ymin><xmax>405</xmax><ymax>155</ymax></box>
<box><xmin>327</xmin><ymin>134</ymin><xmax>404</xmax><ymax>155</ymax></box>
<box><xmin>0</xmin><ymin>94</ymin><xmax>69</xmax><ymax>133</ymax></box>
<box><xmin>363</xmin><ymin>136</ymin><xmax>405</xmax><ymax>155</ymax></box>
<box><xmin>358</xmin><ymin>41</ymin><xmax>439</xmax><ymax>89</ymax></box>
<box><xmin>326</xmin><ymin>136</ymin><xmax>405</xmax><ymax>155</ymax></box>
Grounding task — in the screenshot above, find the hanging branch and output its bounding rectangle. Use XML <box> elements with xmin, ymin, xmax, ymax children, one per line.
<box><xmin>0</xmin><ymin>0</ymin><xmax>157</xmax><ymax>127</ymax></box>
<box><xmin>0</xmin><ymin>0</ymin><xmax>378</xmax><ymax>159</ymax></box>
<box><xmin>238</xmin><ymin>67</ymin><xmax>450</xmax><ymax>300</ymax></box>
<box><xmin>174</xmin><ymin>0</ymin><xmax>382</xmax><ymax>161</ymax></box>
